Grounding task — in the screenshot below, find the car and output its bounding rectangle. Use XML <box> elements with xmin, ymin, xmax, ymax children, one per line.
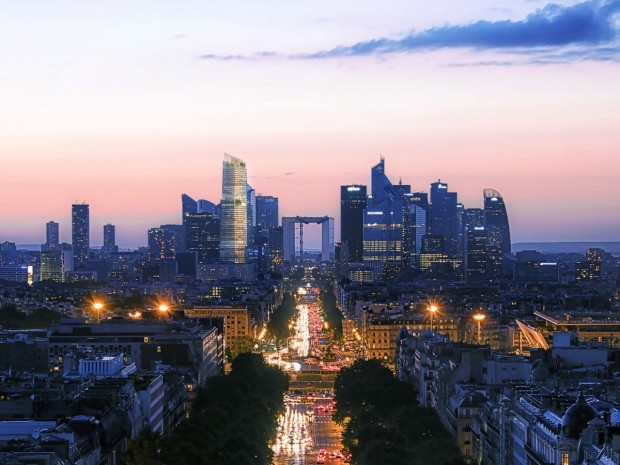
<box><xmin>316</xmin><ymin>456</ymin><xmax>326</xmax><ymax>464</ymax></box>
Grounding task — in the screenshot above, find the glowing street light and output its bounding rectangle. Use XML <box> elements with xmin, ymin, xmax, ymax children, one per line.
<box><xmin>428</xmin><ymin>305</ymin><xmax>438</xmax><ymax>332</ymax></box>
<box><xmin>473</xmin><ymin>313</ymin><xmax>486</xmax><ymax>345</ymax></box>
<box><xmin>93</xmin><ymin>302</ymin><xmax>104</xmax><ymax>323</ymax></box>
<box><xmin>158</xmin><ymin>304</ymin><xmax>169</xmax><ymax>312</ymax></box>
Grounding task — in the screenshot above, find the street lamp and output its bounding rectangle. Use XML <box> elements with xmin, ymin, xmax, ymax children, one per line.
<box><xmin>473</xmin><ymin>313</ymin><xmax>486</xmax><ymax>345</ymax></box>
<box><xmin>93</xmin><ymin>302</ymin><xmax>104</xmax><ymax>323</ymax></box>
<box><xmin>428</xmin><ymin>305</ymin><xmax>438</xmax><ymax>332</ymax></box>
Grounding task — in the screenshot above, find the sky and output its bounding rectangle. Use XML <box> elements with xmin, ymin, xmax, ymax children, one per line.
<box><xmin>1</xmin><ymin>0</ymin><xmax>619</xmax><ymax>248</ymax></box>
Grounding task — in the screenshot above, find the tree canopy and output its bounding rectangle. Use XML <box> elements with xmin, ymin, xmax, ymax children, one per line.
<box><xmin>334</xmin><ymin>359</ymin><xmax>464</xmax><ymax>465</ymax></box>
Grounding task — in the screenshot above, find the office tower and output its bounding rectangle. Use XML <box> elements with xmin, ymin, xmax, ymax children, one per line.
<box><xmin>363</xmin><ymin>158</ymin><xmax>405</xmax><ymax>264</ymax></box>
<box><xmin>45</xmin><ymin>221</ymin><xmax>59</xmax><ymax>249</ymax></box>
<box><xmin>197</xmin><ymin>199</ymin><xmax>216</xmax><ymax>215</ymax></box>
<box><xmin>72</xmin><ymin>204</ymin><xmax>89</xmax><ymax>269</ymax></box>
<box><xmin>576</xmin><ymin>247</ymin><xmax>605</xmax><ymax>282</ymax></box>
<box><xmin>465</xmin><ymin>226</ymin><xmax>488</xmax><ymax>284</ymax></box>
<box><xmin>148</xmin><ymin>228</ymin><xmax>176</xmax><ymax>263</ymax></box>
<box><xmin>456</xmin><ymin>203</ymin><xmax>465</xmax><ymax>257</ymax></box>
<box><xmin>586</xmin><ymin>248</ymin><xmax>605</xmax><ymax>263</ymax></box>
<box><xmin>160</xmin><ymin>224</ymin><xmax>186</xmax><ymax>252</ymax></box>
<box><xmin>407</xmin><ymin>204</ymin><xmax>427</xmax><ymax>257</ymax></box>
<box><xmin>182</xmin><ymin>194</ymin><xmax>198</xmax><ymax>226</ymax></box>
<box><xmin>483</xmin><ymin>189</ymin><xmax>511</xmax><ymax>256</ymax></box>
<box><xmin>268</xmin><ymin>226</ymin><xmax>284</xmax><ymax>274</ymax></box>
<box><xmin>341</xmin><ymin>185</ymin><xmax>367</xmax><ymax>263</ymax></box>
<box><xmin>102</xmin><ymin>224</ymin><xmax>116</xmax><ymax>255</ymax></box>
<box><xmin>256</xmin><ymin>195</ymin><xmax>279</xmax><ymax>230</ymax></box>
<box><xmin>430</xmin><ymin>181</ymin><xmax>458</xmax><ymax>256</ymax></box>
<box><xmin>464</xmin><ymin>208</ymin><xmax>485</xmax><ymax>230</ymax></box>
<box><xmin>186</xmin><ymin>213</ymin><xmax>220</xmax><ymax>262</ymax></box>
<box><xmin>220</xmin><ymin>154</ymin><xmax>248</xmax><ymax>264</ymax></box>
<box><xmin>40</xmin><ymin>249</ymin><xmax>73</xmax><ymax>282</ymax></box>
<box><xmin>247</xmin><ymin>184</ymin><xmax>256</xmax><ymax>245</ymax></box>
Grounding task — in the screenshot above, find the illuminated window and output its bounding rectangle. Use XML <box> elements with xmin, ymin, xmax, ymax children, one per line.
<box><xmin>561</xmin><ymin>453</ymin><xmax>569</xmax><ymax>465</ymax></box>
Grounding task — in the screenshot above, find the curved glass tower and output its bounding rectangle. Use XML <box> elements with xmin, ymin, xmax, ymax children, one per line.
<box><xmin>483</xmin><ymin>188</ymin><xmax>511</xmax><ymax>255</ymax></box>
<box><xmin>220</xmin><ymin>154</ymin><xmax>248</xmax><ymax>264</ymax></box>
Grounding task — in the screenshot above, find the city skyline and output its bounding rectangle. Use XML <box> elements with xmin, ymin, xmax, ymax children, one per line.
<box><xmin>1</xmin><ymin>0</ymin><xmax>619</xmax><ymax>247</ymax></box>
<box><xmin>1</xmin><ymin>151</ymin><xmax>618</xmax><ymax>249</ymax></box>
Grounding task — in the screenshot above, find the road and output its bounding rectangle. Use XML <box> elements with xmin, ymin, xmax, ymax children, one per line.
<box><xmin>272</xmin><ymin>288</ymin><xmax>347</xmax><ymax>464</ymax></box>
<box><xmin>273</xmin><ymin>399</ymin><xmax>345</xmax><ymax>465</ymax></box>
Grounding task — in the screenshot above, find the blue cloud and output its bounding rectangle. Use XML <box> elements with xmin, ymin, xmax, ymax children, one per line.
<box><xmin>301</xmin><ymin>0</ymin><xmax>620</xmax><ymax>58</ymax></box>
<box><xmin>200</xmin><ymin>0</ymin><xmax>620</xmax><ymax>63</ymax></box>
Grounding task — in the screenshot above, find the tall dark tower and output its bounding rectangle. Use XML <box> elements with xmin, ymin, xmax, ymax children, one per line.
<box><xmin>45</xmin><ymin>221</ymin><xmax>59</xmax><ymax>249</ymax></box>
<box><xmin>430</xmin><ymin>180</ymin><xmax>458</xmax><ymax>256</ymax></box>
<box><xmin>182</xmin><ymin>194</ymin><xmax>198</xmax><ymax>226</ymax></box>
<box><xmin>186</xmin><ymin>213</ymin><xmax>220</xmax><ymax>262</ymax></box>
<box><xmin>256</xmin><ymin>195</ymin><xmax>279</xmax><ymax>230</ymax></box>
<box><xmin>341</xmin><ymin>185</ymin><xmax>367</xmax><ymax>262</ymax></box>
<box><xmin>483</xmin><ymin>189</ymin><xmax>511</xmax><ymax>256</ymax></box>
<box><xmin>71</xmin><ymin>204</ymin><xmax>89</xmax><ymax>269</ymax></box>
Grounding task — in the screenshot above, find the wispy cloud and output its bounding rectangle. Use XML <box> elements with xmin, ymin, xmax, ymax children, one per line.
<box><xmin>200</xmin><ymin>0</ymin><xmax>620</xmax><ymax>63</ymax></box>
<box><xmin>284</xmin><ymin>171</ymin><xmax>295</xmax><ymax>176</ymax></box>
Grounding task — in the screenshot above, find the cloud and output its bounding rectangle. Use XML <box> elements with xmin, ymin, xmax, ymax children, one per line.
<box><xmin>200</xmin><ymin>0</ymin><xmax>620</xmax><ymax>63</ymax></box>
<box><xmin>302</xmin><ymin>0</ymin><xmax>620</xmax><ymax>58</ymax></box>
<box><xmin>284</xmin><ymin>171</ymin><xmax>295</xmax><ymax>176</ymax></box>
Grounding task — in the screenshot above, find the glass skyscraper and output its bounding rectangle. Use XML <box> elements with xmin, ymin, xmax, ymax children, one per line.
<box><xmin>45</xmin><ymin>221</ymin><xmax>59</xmax><ymax>250</ymax></box>
<box><xmin>181</xmin><ymin>194</ymin><xmax>198</xmax><ymax>226</ymax></box>
<box><xmin>341</xmin><ymin>185</ymin><xmax>367</xmax><ymax>263</ymax></box>
<box><xmin>186</xmin><ymin>213</ymin><xmax>220</xmax><ymax>262</ymax></box>
<box><xmin>71</xmin><ymin>204</ymin><xmax>89</xmax><ymax>269</ymax></box>
<box><xmin>363</xmin><ymin>159</ymin><xmax>405</xmax><ymax>264</ymax></box>
<box><xmin>483</xmin><ymin>188</ymin><xmax>511</xmax><ymax>256</ymax></box>
<box><xmin>430</xmin><ymin>180</ymin><xmax>458</xmax><ymax>256</ymax></box>
<box><xmin>220</xmin><ymin>154</ymin><xmax>248</xmax><ymax>264</ymax></box>
<box><xmin>256</xmin><ymin>195</ymin><xmax>279</xmax><ymax>230</ymax></box>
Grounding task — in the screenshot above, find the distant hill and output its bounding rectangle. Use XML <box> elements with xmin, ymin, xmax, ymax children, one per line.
<box><xmin>513</xmin><ymin>242</ymin><xmax>620</xmax><ymax>254</ymax></box>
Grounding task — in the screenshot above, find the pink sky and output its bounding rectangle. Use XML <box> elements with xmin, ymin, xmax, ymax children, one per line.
<box><xmin>1</xmin><ymin>1</ymin><xmax>619</xmax><ymax>248</ymax></box>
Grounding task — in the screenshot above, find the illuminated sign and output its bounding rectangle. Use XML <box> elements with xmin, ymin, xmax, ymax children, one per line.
<box><xmin>474</xmin><ymin>226</ymin><xmax>485</xmax><ymax>231</ymax></box>
<box><xmin>347</xmin><ymin>186</ymin><xmax>361</xmax><ymax>192</ymax></box>
<box><xmin>491</xmin><ymin>197</ymin><xmax>498</xmax><ymax>201</ymax></box>
<box><xmin>438</xmin><ymin>184</ymin><xmax>447</xmax><ymax>189</ymax></box>
<box><xmin>367</xmin><ymin>211</ymin><xmax>382</xmax><ymax>215</ymax></box>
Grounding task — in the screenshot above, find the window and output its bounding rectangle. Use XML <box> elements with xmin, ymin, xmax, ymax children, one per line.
<box><xmin>561</xmin><ymin>453</ymin><xmax>569</xmax><ymax>465</ymax></box>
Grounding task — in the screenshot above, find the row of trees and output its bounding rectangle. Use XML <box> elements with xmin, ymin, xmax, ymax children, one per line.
<box><xmin>267</xmin><ymin>291</ymin><xmax>297</xmax><ymax>342</ymax></box>
<box><xmin>0</xmin><ymin>304</ymin><xmax>61</xmax><ymax>329</ymax></box>
<box><xmin>124</xmin><ymin>353</ymin><xmax>289</xmax><ymax>465</ymax></box>
<box><xmin>334</xmin><ymin>360</ymin><xmax>464</xmax><ymax>465</ymax></box>
<box><xmin>319</xmin><ymin>288</ymin><xmax>343</xmax><ymax>338</ymax></box>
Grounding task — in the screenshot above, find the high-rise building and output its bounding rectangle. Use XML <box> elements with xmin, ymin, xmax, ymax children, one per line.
<box><xmin>40</xmin><ymin>249</ymin><xmax>73</xmax><ymax>282</ymax></box>
<box><xmin>220</xmin><ymin>154</ymin><xmax>248</xmax><ymax>264</ymax></box>
<box><xmin>181</xmin><ymin>194</ymin><xmax>198</xmax><ymax>226</ymax></box>
<box><xmin>247</xmin><ymin>184</ymin><xmax>256</xmax><ymax>245</ymax></box>
<box><xmin>268</xmin><ymin>226</ymin><xmax>284</xmax><ymax>274</ymax></box>
<box><xmin>430</xmin><ymin>181</ymin><xmax>458</xmax><ymax>256</ymax></box>
<box><xmin>186</xmin><ymin>213</ymin><xmax>220</xmax><ymax>263</ymax></box>
<box><xmin>102</xmin><ymin>224</ymin><xmax>116</xmax><ymax>256</ymax></box>
<box><xmin>160</xmin><ymin>224</ymin><xmax>186</xmax><ymax>252</ymax></box>
<box><xmin>483</xmin><ymin>189</ymin><xmax>511</xmax><ymax>256</ymax></box>
<box><xmin>363</xmin><ymin>159</ymin><xmax>405</xmax><ymax>264</ymax></box>
<box><xmin>341</xmin><ymin>185</ymin><xmax>367</xmax><ymax>263</ymax></box>
<box><xmin>256</xmin><ymin>195</ymin><xmax>279</xmax><ymax>230</ymax></box>
<box><xmin>197</xmin><ymin>199</ymin><xmax>216</xmax><ymax>215</ymax></box>
<box><xmin>45</xmin><ymin>221</ymin><xmax>59</xmax><ymax>249</ymax></box>
<box><xmin>71</xmin><ymin>204</ymin><xmax>89</xmax><ymax>269</ymax></box>
<box><xmin>148</xmin><ymin>228</ymin><xmax>176</xmax><ymax>263</ymax></box>
<box><xmin>465</xmin><ymin>226</ymin><xmax>488</xmax><ymax>285</ymax></box>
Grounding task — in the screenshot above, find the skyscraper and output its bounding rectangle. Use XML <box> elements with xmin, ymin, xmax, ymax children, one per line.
<box><xmin>45</xmin><ymin>221</ymin><xmax>59</xmax><ymax>250</ymax></box>
<box><xmin>341</xmin><ymin>185</ymin><xmax>367</xmax><ymax>263</ymax></box>
<box><xmin>465</xmin><ymin>226</ymin><xmax>488</xmax><ymax>285</ymax></box>
<box><xmin>71</xmin><ymin>204</ymin><xmax>89</xmax><ymax>269</ymax></box>
<box><xmin>430</xmin><ymin>180</ymin><xmax>458</xmax><ymax>256</ymax></box>
<box><xmin>186</xmin><ymin>213</ymin><xmax>220</xmax><ymax>262</ymax></box>
<box><xmin>102</xmin><ymin>224</ymin><xmax>117</xmax><ymax>256</ymax></box>
<box><xmin>148</xmin><ymin>228</ymin><xmax>176</xmax><ymax>263</ymax></box>
<box><xmin>483</xmin><ymin>189</ymin><xmax>511</xmax><ymax>256</ymax></box>
<box><xmin>247</xmin><ymin>184</ymin><xmax>256</xmax><ymax>245</ymax></box>
<box><xmin>268</xmin><ymin>226</ymin><xmax>284</xmax><ymax>274</ymax></box>
<box><xmin>256</xmin><ymin>195</ymin><xmax>279</xmax><ymax>230</ymax></box>
<box><xmin>220</xmin><ymin>154</ymin><xmax>248</xmax><ymax>264</ymax></box>
<box><xmin>181</xmin><ymin>194</ymin><xmax>198</xmax><ymax>226</ymax></box>
<box><xmin>363</xmin><ymin>158</ymin><xmax>405</xmax><ymax>264</ymax></box>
